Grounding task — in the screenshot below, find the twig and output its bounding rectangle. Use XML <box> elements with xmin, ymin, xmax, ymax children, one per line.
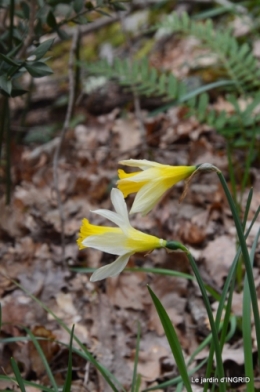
<box><xmin>0</xmin><ymin>8</ymin><xmax>8</xmax><ymax>33</ymax></box>
<box><xmin>8</xmin><ymin>0</ymin><xmax>15</xmax><ymax>51</ymax></box>
<box><xmin>117</xmin><ymin>10</ymin><xmax>147</xmax><ymax>147</ymax></box>
<box><xmin>133</xmin><ymin>90</ymin><xmax>147</xmax><ymax>146</ymax></box>
<box><xmin>0</xmin><ymin>97</ymin><xmax>8</xmax><ymax>160</ymax></box>
<box><xmin>53</xmin><ymin>12</ymin><xmax>128</xmax><ymax>46</ymax></box>
<box><xmin>53</xmin><ymin>27</ymin><xmax>80</xmax><ymax>265</ymax></box>
<box><xmin>18</xmin><ymin>0</ymin><xmax>37</xmax><ymax>59</ymax></box>
<box><xmin>83</xmin><ymin>362</ymin><xmax>90</xmax><ymax>387</ymax></box>
<box><xmin>5</xmin><ymin>100</ymin><xmax>11</xmax><ymax>204</ymax></box>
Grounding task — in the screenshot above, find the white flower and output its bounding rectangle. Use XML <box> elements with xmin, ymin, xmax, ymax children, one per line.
<box><xmin>77</xmin><ymin>188</ymin><xmax>166</xmax><ymax>282</ymax></box>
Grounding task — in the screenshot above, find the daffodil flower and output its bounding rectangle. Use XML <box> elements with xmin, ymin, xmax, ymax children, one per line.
<box><xmin>77</xmin><ymin>188</ymin><xmax>166</xmax><ymax>282</ymax></box>
<box><xmin>117</xmin><ymin>159</ymin><xmax>197</xmax><ymax>215</ymax></box>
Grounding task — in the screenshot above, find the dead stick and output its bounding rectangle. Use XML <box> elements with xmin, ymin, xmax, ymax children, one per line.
<box><xmin>117</xmin><ymin>10</ymin><xmax>147</xmax><ymax>147</ymax></box>
<box><xmin>53</xmin><ymin>12</ymin><xmax>128</xmax><ymax>45</ymax></box>
<box><xmin>18</xmin><ymin>0</ymin><xmax>37</xmax><ymax>59</ymax></box>
<box><xmin>53</xmin><ymin>27</ymin><xmax>80</xmax><ymax>265</ymax></box>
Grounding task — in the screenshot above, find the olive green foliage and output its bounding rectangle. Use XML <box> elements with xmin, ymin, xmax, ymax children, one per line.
<box><xmin>0</xmin><ymin>0</ymin><xmax>127</xmax><ymax>97</ymax></box>
<box><xmin>0</xmin><ymin>0</ymin><xmax>128</xmax><ymax>203</ymax></box>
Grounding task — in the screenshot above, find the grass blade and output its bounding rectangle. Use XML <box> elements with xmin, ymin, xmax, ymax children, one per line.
<box><xmin>63</xmin><ymin>325</ymin><xmax>75</xmax><ymax>392</ymax></box>
<box><xmin>143</xmin><ymin>357</ymin><xmax>208</xmax><ymax>391</ymax></box>
<box><xmin>204</xmin><ymin>200</ymin><xmax>260</xmax><ymax>390</ymax></box>
<box><xmin>9</xmin><ymin>279</ymin><xmax>123</xmax><ymax>392</ymax></box>
<box><xmin>243</xmin><ymin>229</ymin><xmax>260</xmax><ymax>391</ymax></box>
<box><xmin>131</xmin><ymin>322</ymin><xmax>141</xmax><ymax>392</ymax></box>
<box><xmin>10</xmin><ymin>358</ymin><xmax>26</xmax><ymax>392</ymax></box>
<box><xmin>186</xmin><ymin>251</ymin><xmax>226</xmax><ymax>392</ymax></box>
<box><xmin>72</xmin><ymin>266</ymin><xmax>194</xmax><ymax>280</ymax></box>
<box><xmin>218</xmin><ymin>172</ymin><xmax>260</xmax><ymax>366</ymax></box>
<box><xmin>179</xmin><ymin>80</ymin><xmax>235</xmax><ymax>103</ymax></box>
<box><xmin>147</xmin><ymin>285</ymin><xmax>192</xmax><ymax>392</ymax></box>
<box><xmin>0</xmin><ymin>375</ymin><xmax>54</xmax><ymax>392</ymax></box>
<box><xmin>25</xmin><ymin>327</ymin><xmax>59</xmax><ymax>392</ymax></box>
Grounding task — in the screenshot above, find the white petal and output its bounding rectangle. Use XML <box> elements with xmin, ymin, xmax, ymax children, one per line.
<box><xmin>119</xmin><ymin>159</ymin><xmax>164</xmax><ymax>171</ymax></box>
<box><xmin>130</xmin><ymin>180</ymin><xmax>169</xmax><ymax>215</ymax></box>
<box><xmin>110</xmin><ymin>188</ymin><xmax>130</xmax><ymax>225</ymax></box>
<box><xmin>90</xmin><ymin>253</ymin><xmax>131</xmax><ymax>281</ymax></box>
<box><xmin>92</xmin><ymin>209</ymin><xmax>125</xmax><ymax>228</ymax></box>
<box><xmin>83</xmin><ymin>232</ymin><xmax>128</xmax><ymax>255</ymax></box>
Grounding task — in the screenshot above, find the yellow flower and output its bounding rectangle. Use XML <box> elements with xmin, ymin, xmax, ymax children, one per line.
<box><xmin>117</xmin><ymin>159</ymin><xmax>196</xmax><ymax>215</ymax></box>
<box><xmin>77</xmin><ymin>188</ymin><xmax>166</xmax><ymax>281</ymax></box>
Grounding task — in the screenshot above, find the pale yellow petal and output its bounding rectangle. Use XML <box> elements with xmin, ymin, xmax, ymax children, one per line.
<box><xmin>90</xmin><ymin>253</ymin><xmax>132</xmax><ymax>281</ymax></box>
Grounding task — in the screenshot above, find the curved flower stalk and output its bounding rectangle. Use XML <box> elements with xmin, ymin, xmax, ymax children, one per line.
<box><xmin>117</xmin><ymin>159</ymin><xmax>197</xmax><ymax>215</ymax></box>
<box><xmin>77</xmin><ymin>188</ymin><xmax>167</xmax><ymax>282</ymax></box>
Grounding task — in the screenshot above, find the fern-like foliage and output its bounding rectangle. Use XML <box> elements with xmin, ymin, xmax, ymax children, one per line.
<box><xmin>157</xmin><ymin>12</ymin><xmax>260</xmax><ymax>94</ymax></box>
<box><xmin>84</xmin><ymin>12</ymin><xmax>260</xmax><ymax>147</ymax></box>
<box><xmin>84</xmin><ymin>56</ymin><xmax>260</xmax><ymax>144</ymax></box>
<box><xmin>187</xmin><ymin>92</ymin><xmax>260</xmax><ymax>145</ymax></box>
<box><xmin>84</xmin><ymin>58</ymin><xmax>187</xmax><ymax>101</ymax></box>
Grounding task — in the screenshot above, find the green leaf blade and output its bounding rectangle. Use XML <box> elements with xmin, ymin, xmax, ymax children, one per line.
<box><xmin>32</xmin><ymin>39</ymin><xmax>54</xmax><ymax>61</ymax></box>
<box><xmin>25</xmin><ymin>62</ymin><xmax>53</xmax><ymax>77</ymax></box>
<box><xmin>147</xmin><ymin>285</ymin><xmax>192</xmax><ymax>392</ymax></box>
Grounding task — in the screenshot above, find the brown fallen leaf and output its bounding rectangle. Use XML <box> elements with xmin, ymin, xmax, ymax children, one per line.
<box><xmin>28</xmin><ymin>326</ymin><xmax>59</xmax><ymax>377</ymax></box>
<box><xmin>106</xmin><ymin>270</ymin><xmax>149</xmax><ymax>310</ymax></box>
<box><xmin>178</xmin><ymin>220</ymin><xmax>206</xmax><ymax>245</ymax></box>
<box><xmin>201</xmin><ymin>235</ymin><xmax>236</xmax><ymax>287</ymax></box>
<box><xmin>148</xmin><ymin>274</ymin><xmax>187</xmax><ymax>336</ymax></box>
<box><xmin>112</xmin><ymin>114</ymin><xmax>141</xmax><ymax>152</ymax></box>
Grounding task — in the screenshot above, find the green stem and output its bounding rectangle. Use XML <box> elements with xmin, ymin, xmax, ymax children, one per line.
<box><xmin>185</xmin><ymin>250</ymin><xmax>226</xmax><ymax>391</ymax></box>
<box><xmin>226</xmin><ymin>141</ymin><xmax>238</xmax><ymax>209</ymax></box>
<box><xmin>241</xmin><ymin>129</ymin><xmax>256</xmax><ymax>200</ymax></box>
<box><xmin>6</xmin><ymin>100</ymin><xmax>11</xmax><ymax>204</ymax></box>
<box><xmin>217</xmin><ymin>171</ymin><xmax>260</xmax><ymax>366</ymax></box>
<box><xmin>131</xmin><ymin>322</ymin><xmax>141</xmax><ymax>392</ymax></box>
<box><xmin>9</xmin><ymin>0</ymin><xmax>15</xmax><ymax>51</ymax></box>
<box><xmin>0</xmin><ymin>97</ymin><xmax>8</xmax><ymax>160</ymax></box>
<box><xmin>7</xmin><ymin>61</ymin><xmax>25</xmax><ymax>79</ymax></box>
<box><xmin>74</xmin><ymin>31</ymin><xmax>81</xmax><ymax>102</ymax></box>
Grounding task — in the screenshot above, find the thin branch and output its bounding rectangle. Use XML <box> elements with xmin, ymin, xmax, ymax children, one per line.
<box><xmin>133</xmin><ymin>90</ymin><xmax>147</xmax><ymax>145</ymax></box>
<box><xmin>0</xmin><ymin>97</ymin><xmax>8</xmax><ymax>160</ymax></box>
<box><xmin>53</xmin><ymin>27</ymin><xmax>80</xmax><ymax>264</ymax></box>
<box><xmin>53</xmin><ymin>12</ymin><xmax>127</xmax><ymax>45</ymax></box>
<box><xmin>18</xmin><ymin>0</ymin><xmax>37</xmax><ymax>59</ymax></box>
<box><xmin>8</xmin><ymin>0</ymin><xmax>15</xmax><ymax>51</ymax></box>
<box><xmin>117</xmin><ymin>10</ymin><xmax>147</xmax><ymax>147</ymax></box>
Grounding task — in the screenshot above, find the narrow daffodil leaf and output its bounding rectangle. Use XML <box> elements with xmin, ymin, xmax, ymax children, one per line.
<box><xmin>147</xmin><ymin>285</ymin><xmax>192</xmax><ymax>392</ymax></box>
<box><xmin>131</xmin><ymin>322</ymin><xmax>141</xmax><ymax>392</ymax></box>
<box><xmin>10</xmin><ymin>358</ymin><xmax>26</xmax><ymax>392</ymax></box>
<box><xmin>62</xmin><ymin>325</ymin><xmax>75</xmax><ymax>392</ymax></box>
<box><xmin>25</xmin><ymin>327</ymin><xmax>59</xmax><ymax>392</ymax></box>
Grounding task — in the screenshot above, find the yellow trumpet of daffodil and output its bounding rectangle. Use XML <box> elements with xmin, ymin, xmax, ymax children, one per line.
<box><xmin>77</xmin><ymin>188</ymin><xmax>166</xmax><ymax>281</ymax></box>
<box><xmin>117</xmin><ymin>159</ymin><xmax>196</xmax><ymax>215</ymax></box>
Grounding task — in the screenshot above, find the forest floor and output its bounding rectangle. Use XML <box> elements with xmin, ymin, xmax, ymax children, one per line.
<box><xmin>1</xmin><ymin>3</ymin><xmax>260</xmax><ymax>391</ymax></box>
